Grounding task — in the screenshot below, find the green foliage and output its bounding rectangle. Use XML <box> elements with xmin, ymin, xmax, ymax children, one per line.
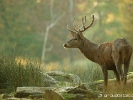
<box><xmin>44</xmin><ymin>59</ymin><xmax>116</xmax><ymax>85</ymax></box>
<box><xmin>0</xmin><ymin>0</ymin><xmax>132</xmax><ymax>63</ymax></box>
<box><xmin>119</xmin><ymin>0</ymin><xmax>133</xmax><ymax>43</ymax></box>
<box><xmin>0</xmin><ymin>51</ymin><xmax>43</xmax><ymax>91</ymax></box>
<box><xmin>0</xmin><ymin>51</ymin><xmax>133</xmax><ymax>93</ymax></box>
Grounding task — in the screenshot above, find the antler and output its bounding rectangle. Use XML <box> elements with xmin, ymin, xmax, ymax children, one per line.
<box><xmin>67</xmin><ymin>19</ymin><xmax>79</xmax><ymax>33</ymax></box>
<box><xmin>73</xmin><ymin>19</ymin><xmax>79</xmax><ymax>32</ymax></box>
<box><xmin>67</xmin><ymin>15</ymin><xmax>95</xmax><ymax>35</ymax></box>
<box><xmin>67</xmin><ymin>25</ymin><xmax>77</xmax><ymax>37</ymax></box>
<box><xmin>79</xmin><ymin>15</ymin><xmax>95</xmax><ymax>32</ymax></box>
<box><xmin>67</xmin><ymin>25</ymin><xmax>75</xmax><ymax>33</ymax></box>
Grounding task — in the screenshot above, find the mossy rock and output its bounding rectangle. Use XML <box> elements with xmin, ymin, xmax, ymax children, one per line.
<box><xmin>128</xmin><ymin>72</ymin><xmax>133</xmax><ymax>75</ymax></box>
<box><xmin>127</xmin><ymin>73</ymin><xmax>133</xmax><ymax>79</ymax></box>
<box><xmin>63</xmin><ymin>84</ymin><xmax>99</xmax><ymax>100</ymax></box>
<box><xmin>63</xmin><ymin>93</ymin><xmax>77</xmax><ymax>100</ymax></box>
<box><xmin>94</xmin><ymin>80</ymin><xmax>104</xmax><ymax>84</ymax></box>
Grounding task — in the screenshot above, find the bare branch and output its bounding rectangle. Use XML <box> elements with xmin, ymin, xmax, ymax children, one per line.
<box><xmin>49</xmin><ymin>13</ymin><xmax>65</xmax><ymax>29</ymax></box>
<box><xmin>50</xmin><ymin>0</ymin><xmax>54</xmax><ymax>19</ymax></box>
<box><xmin>41</xmin><ymin>0</ymin><xmax>65</xmax><ymax>64</ymax></box>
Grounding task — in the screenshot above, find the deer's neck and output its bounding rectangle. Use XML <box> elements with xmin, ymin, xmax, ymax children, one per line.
<box><xmin>79</xmin><ymin>38</ymin><xmax>98</xmax><ymax>62</ymax></box>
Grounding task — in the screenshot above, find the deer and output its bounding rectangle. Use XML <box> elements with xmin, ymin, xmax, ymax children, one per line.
<box><xmin>63</xmin><ymin>15</ymin><xmax>132</xmax><ymax>87</ymax></box>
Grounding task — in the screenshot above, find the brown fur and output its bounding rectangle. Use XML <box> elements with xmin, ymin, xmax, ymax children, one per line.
<box><xmin>63</xmin><ymin>16</ymin><xmax>132</xmax><ymax>87</ymax></box>
<box><xmin>64</xmin><ymin>37</ymin><xmax>132</xmax><ymax>86</ymax></box>
<box><xmin>82</xmin><ymin>38</ymin><xmax>132</xmax><ymax>86</ymax></box>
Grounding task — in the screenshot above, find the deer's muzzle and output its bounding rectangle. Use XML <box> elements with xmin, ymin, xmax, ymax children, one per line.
<box><xmin>63</xmin><ymin>43</ymin><xmax>70</xmax><ymax>48</ymax></box>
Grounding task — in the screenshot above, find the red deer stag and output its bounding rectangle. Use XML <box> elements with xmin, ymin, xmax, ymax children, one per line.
<box><xmin>63</xmin><ymin>15</ymin><xmax>132</xmax><ymax>87</ymax></box>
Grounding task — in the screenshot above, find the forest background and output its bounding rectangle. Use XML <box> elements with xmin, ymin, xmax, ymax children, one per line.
<box><xmin>0</xmin><ymin>0</ymin><xmax>133</xmax><ymax>65</ymax></box>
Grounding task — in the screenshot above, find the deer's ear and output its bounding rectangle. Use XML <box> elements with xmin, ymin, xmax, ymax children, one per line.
<box><xmin>70</xmin><ymin>31</ymin><xmax>77</xmax><ymax>37</ymax></box>
<box><xmin>78</xmin><ymin>33</ymin><xmax>84</xmax><ymax>39</ymax></box>
<box><xmin>67</xmin><ymin>25</ymin><xmax>77</xmax><ymax>37</ymax></box>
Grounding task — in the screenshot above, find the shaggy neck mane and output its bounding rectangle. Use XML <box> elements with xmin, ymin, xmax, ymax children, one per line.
<box><xmin>79</xmin><ymin>38</ymin><xmax>98</xmax><ymax>62</ymax></box>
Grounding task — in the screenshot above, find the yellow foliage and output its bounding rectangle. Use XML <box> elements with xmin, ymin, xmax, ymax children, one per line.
<box><xmin>76</xmin><ymin>2</ymin><xmax>87</xmax><ymax>12</ymax></box>
<box><xmin>0</xmin><ymin>23</ymin><xmax>3</xmax><ymax>28</ymax></box>
<box><xmin>37</xmin><ymin>0</ymin><xmax>41</xmax><ymax>3</ymax></box>
<box><xmin>93</xmin><ymin>1</ymin><xmax>98</xmax><ymax>7</ymax></box>
<box><xmin>27</xmin><ymin>27</ymin><xmax>31</xmax><ymax>31</ymax></box>
<box><xmin>45</xmin><ymin>62</ymin><xmax>60</xmax><ymax>71</ymax></box>
<box><xmin>15</xmin><ymin>56</ymin><xmax>28</xmax><ymax>66</ymax></box>
<box><xmin>106</xmin><ymin>13</ymin><xmax>114</xmax><ymax>23</ymax></box>
<box><xmin>15</xmin><ymin>56</ymin><xmax>40</xmax><ymax>66</ymax></box>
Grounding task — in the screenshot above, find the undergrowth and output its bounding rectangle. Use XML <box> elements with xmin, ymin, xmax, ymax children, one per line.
<box><xmin>0</xmin><ymin>50</ymin><xmax>133</xmax><ymax>96</ymax></box>
<box><xmin>0</xmin><ymin>52</ymin><xmax>43</xmax><ymax>92</ymax></box>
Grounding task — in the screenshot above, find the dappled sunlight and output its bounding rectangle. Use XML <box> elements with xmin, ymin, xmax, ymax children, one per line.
<box><xmin>15</xmin><ymin>56</ymin><xmax>40</xmax><ymax>67</ymax></box>
<box><xmin>36</xmin><ymin>0</ymin><xmax>41</xmax><ymax>3</ymax></box>
<box><xmin>106</xmin><ymin>13</ymin><xmax>114</xmax><ymax>23</ymax></box>
<box><xmin>76</xmin><ymin>2</ymin><xmax>87</xmax><ymax>12</ymax></box>
<box><xmin>44</xmin><ymin>62</ymin><xmax>71</xmax><ymax>72</ymax></box>
<box><xmin>15</xmin><ymin>56</ymin><xmax>28</xmax><ymax>66</ymax></box>
<box><xmin>44</xmin><ymin>62</ymin><xmax>61</xmax><ymax>71</ymax></box>
<box><xmin>93</xmin><ymin>1</ymin><xmax>98</xmax><ymax>7</ymax></box>
<box><xmin>43</xmin><ymin>60</ymin><xmax>104</xmax><ymax>83</ymax></box>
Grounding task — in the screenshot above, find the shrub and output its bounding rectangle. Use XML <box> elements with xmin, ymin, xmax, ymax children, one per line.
<box><xmin>0</xmin><ymin>52</ymin><xmax>44</xmax><ymax>91</ymax></box>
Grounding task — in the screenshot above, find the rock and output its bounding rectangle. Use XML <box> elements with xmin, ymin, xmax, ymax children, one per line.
<box><xmin>64</xmin><ymin>84</ymin><xmax>99</xmax><ymax>100</ymax></box>
<box><xmin>14</xmin><ymin>87</ymin><xmax>54</xmax><ymax>98</ymax></box>
<box><xmin>42</xmin><ymin>71</ymin><xmax>82</xmax><ymax>87</ymax></box>
<box><xmin>94</xmin><ymin>80</ymin><xmax>104</xmax><ymax>85</ymax></box>
<box><xmin>42</xmin><ymin>73</ymin><xmax>59</xmax><ymax>86</ymax></box>
<box><xmin>14</xmin><ymin>85</ymin><xmax>99</xmax><ymax>100</ymax></box>
<box><xmin>128</xmin><ymin>72</ymin><xmax>133</xmax><ymax>75</ymax></box>
<box><xmin>127</xmin><ymin>73</ymin><xmax>133</xmax><ymax>79</ymax></box>
<box><xmin>46</xmin><ymin>71</ymin><xmax>82</xmax><ymax>85</ymax></box>
<box><xmin>5</xmin><ymin>97</ymin><xmax>25</xmax><ymax>100</ymax></box>
<box><xmin>44</xmin><ymin>89</ymin><xmax>64</xmax><ymax>100</ymax></box>
<box><xmin>54</xmin><ymin>86</ymin><xmax>75</xmax><ymax>93</ymax></box>
<box><xmin>1</xmin><ymin>93</ymin><xmax>12</xmax><ymax>99</ymax></box>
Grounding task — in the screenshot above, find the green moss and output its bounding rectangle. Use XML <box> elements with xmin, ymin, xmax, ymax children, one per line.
<box><xmin>109</xmin><ymin>79</ymin><xmax>115</xmax><ymax>82</ymax></box>
<box><xmin>63</xmin><ymin>93</ymin><xmax>76</xmax><ymax>100</ymax></box>
<box><xmin>94</xmin><ymin>80</ymin><xmax>104</xmax><ymax>84</ymax></box>
<box><xmin>128</xmin><ymin>72</ymin><xmax>133</xmax><ymax>75</ymax></box>
<box><xmin>127</xmin><ymin>73</ymin><xmax>133</xmax><ymax>79</ymax></box>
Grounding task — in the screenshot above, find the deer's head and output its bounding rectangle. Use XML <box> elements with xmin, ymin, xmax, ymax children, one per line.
<box><xmin>63</xmin><ymin>15</ymin><xmax>95</xmax><ymax>48</ymax></box>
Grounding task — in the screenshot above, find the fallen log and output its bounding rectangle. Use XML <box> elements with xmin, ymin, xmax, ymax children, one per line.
<box><xmin>42</xmin><ymin>73</ymin><xmax>59</xmax><ymax>86</ymax></box>
<box><xmin>46</xmin><ymin>71</ymin><xmax>82</xmax><ymax>85</ymax></box>
<box><xmin>14</xmin><ymin>87</ymin><xmax>53</xmax><ymax>98</ymax></box>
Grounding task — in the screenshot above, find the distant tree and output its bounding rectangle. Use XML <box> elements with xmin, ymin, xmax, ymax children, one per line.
<box><xmin>119</xmin><ymin>0</ymin><xmax>133</xmax><ymax>43</ymax></box>
<box><xmin>0</xmin><ymin>0</ymin><xmax>43</xmax><ymax>56</ymax></box>
<box><xmin>41</xmin><ymin>0</ymin><xmax>65</xmax><ymax>64</ymax></box>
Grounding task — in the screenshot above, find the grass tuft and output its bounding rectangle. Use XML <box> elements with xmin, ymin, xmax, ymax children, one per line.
<box><xmin>0</xmin><ymin>52</ymin><xmax>43</xmax><ymax>92</ymax></box>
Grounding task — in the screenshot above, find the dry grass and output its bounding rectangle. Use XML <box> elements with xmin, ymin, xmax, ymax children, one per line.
<box><xmin>98</xmin><ymin>80</ymin><xmax>133</xmax><ymax>100</ymax></box>
<box><xmin>1</xmin><ymin>50</ymin><xmax>133</xmax><ymax>100</ymax></box>
<box><xmin>0</xmin><ymin>53</ymin><xmax>44</xmax><ymax>92</ymax></box>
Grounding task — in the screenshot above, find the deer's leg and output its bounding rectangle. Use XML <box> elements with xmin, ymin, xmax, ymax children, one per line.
<box><xmin>102</xmin><ymin>68</ymin><xmax>108</xmax><ymax>87</ymax></box>
<box><xmin>113</xmin><ymin>68</ymin><xmax>120</xmax><ymax>84</ymax></box>
<box><xmin>113</xmin><ymin>52</ymin><xmax>124</xmax><ymax>81</ymax></box>
<box><xmin>124</xmin><ymin>62</ymin><xmax>130</xmax><ymax>85</ymax></box>
<box><xmin>115</xmin><ymin>61</ymin><xmax>124</xmax><ymax>81</ymax></box>
<box><xmin>123</xmin><ymin>53</ymin><xmax>132</xmax><ymax>85</ymax></box>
